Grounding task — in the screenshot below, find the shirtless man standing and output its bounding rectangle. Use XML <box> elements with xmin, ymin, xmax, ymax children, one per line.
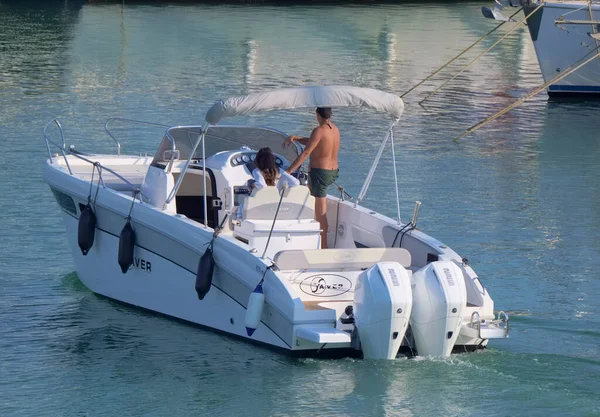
<box><xmin>283</xmin><ymin>107</ymin><xmax>340</xmax><ymax>249</ymax></box>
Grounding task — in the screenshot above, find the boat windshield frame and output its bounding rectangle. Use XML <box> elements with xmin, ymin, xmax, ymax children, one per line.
<box><xmin>152</xmin><ymin>125</ymin><xmax>300</xmax><ymax>169</ymax></box>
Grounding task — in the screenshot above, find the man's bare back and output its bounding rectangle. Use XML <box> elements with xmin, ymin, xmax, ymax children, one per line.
<box><xmin>283</xmin><ymin>120</ymin><xmax>339</xmax><ymax>173</ymax></box>
<box><xmin>307</xmin><ymin>123</ymin><xmax>340</xmax><ymax>170</ymax></box>
<box><xmin>283</xmin><ymin>107</ymin><xmax>340</xmax><ymax>248</ymax></box>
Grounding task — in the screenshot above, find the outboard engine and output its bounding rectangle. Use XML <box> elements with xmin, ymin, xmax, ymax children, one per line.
<box><xmin>354</xmin><ymin>262</ymin><xmax>413</xmax><ymax>360</ymax></box>
<box><xmin>410</xmin><ymin>261</ymin><xmax>467</xmax><ymax>357</ymax></box>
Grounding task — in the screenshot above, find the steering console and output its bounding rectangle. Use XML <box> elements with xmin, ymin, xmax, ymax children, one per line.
<box><xmin>230</xmin><ymin>151</ymin><xmax>285</xmax><ymax>170</ymax></box>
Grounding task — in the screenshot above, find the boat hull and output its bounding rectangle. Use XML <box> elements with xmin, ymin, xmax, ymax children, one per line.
<box><xmin>61</xmin><ymin>211</ymin><xmax>291</xmax><ymax>350</ymax></box>
<box><xmin>524</xmin><ymin>1</ymin><xmax>600</xmax><ymax>96</ymax></box>
<box><xmin>44</xmin><ymin>153</ymin><xmax>505</xmax><ymax>358</ymax></box>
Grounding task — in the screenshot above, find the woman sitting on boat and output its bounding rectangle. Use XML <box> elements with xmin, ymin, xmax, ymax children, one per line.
<box><xmin>252</xmin><ymin>147</ymin><xmax>299</xmax><ymax>191</ymax></box>
<box><xmin>233</xmin><ymin>147</ymin><xmax>299</xmax><ymax>220</ymax></box>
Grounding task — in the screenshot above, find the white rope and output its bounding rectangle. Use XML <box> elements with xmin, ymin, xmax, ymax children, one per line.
<box><xmin>558</xmin><ymin>4</ymin><xmax>588</xmax><ymax>17</ymax></box>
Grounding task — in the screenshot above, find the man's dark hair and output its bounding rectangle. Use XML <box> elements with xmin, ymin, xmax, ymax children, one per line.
<box><xmin>316</xmin><ymin>107</ymin><xmax>332</xmax><ymax>119</ymax></box>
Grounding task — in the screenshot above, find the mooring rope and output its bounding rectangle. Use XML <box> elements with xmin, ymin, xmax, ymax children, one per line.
<box><xmin>419</xmin><ymin>3</ymin><xmax>543</xmax><ymax>106</ymax></box>
<box><xmin>400</xmin><ymin>7</ymin><xmax>523</xmax><ymax>98</ymax></box>
<box><xmin>589</xmin><ymin>0</ymin><xmax>600</xmax><ymax>51</ymax></box>
<box><xmin>453</xmin><ymin>47</ymin><xmax>600</xmax><ymax>142</ymax></box>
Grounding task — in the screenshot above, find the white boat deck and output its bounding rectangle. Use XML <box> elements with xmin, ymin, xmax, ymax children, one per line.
<box><xmin>61</xmin><ymin>156</ymin><xmax>151</xmax><ymax>192</ymax></box>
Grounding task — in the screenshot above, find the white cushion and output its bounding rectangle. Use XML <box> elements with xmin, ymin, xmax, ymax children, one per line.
<box><xmin>141</xmin><ymin>165</ymin><xmax>176</xmax><ymax>212</ymax></box>
<box><xmin>242</xmin><ymin>185</ymin><xmax>314</xmax><ymax>221</ymax></box>
<box><xmin>273</xmin><ymin>247</ymin><xmax>412</xmax><ymax>271</ymax></box>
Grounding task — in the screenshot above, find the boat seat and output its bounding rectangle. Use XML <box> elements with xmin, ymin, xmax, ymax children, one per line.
<box><xmin>140</xmin><ymin>165</ymin><xmax>176</xmax><ymax>212</ymax></box>
<box><xmin>273</xmin><ymin>247</ymin><xmax>412</xmax><ymax>271</ymax></box>
<box><xmin>77</xmin><ymin>170</ymin><xmax>146</xmax><ymax>192</ymax></box>
<box><xmin>242</xmin><ymin>185</ymin><xmax>314</xmax><ymax>221</ymax></box>
<box><xmin>233</xmin><ymin>185</ymin><xmax>320</xmax><ymax>258</ymax></box>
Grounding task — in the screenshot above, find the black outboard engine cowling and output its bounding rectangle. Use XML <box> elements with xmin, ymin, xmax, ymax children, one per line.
<box><xmin>78</xmin><ymin>204</ymin><xmax>96</xmax><ymax>255</ymax></box>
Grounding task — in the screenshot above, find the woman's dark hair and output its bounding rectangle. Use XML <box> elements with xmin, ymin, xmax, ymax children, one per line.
<box><xmin>316</xmin><ymin>107</ymin><xmax>332</xmax><ymax>119</ymax></box>
<box><xmin>255</xmin><ymin>147</ymin><xmax>278</xmax><ymax>186</ymax></box>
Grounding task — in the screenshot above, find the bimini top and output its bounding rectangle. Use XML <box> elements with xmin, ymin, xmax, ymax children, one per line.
<box><xmin>204</xmin><ymin>86</ymin><xmax>404</xmax><ymax>125</ymax></box>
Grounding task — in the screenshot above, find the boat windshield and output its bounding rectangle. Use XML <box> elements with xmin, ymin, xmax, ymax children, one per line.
<box><xmin>151</xmin><ymin>125</ymin><xmax>299</xmax><ymax>166</ymax></box>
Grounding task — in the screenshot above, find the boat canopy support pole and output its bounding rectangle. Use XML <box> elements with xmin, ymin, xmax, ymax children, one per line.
<box><xmin>202</xmin><ymin>125</ymin><xmax>208</xmax><ymax>227</ymax></box>
<box><xmin>390</xmin><ymin>128</ymin><xmax>402</xmax><ymax>224</ymax></box>
<box><xmin>356</xmin><ymin>120</ymin><xmax>398</xmax><ymax>207</ymax></box>
<box><xmin>165</xmin><ymin>122</ymin><xmax>209</xmax><ymax>217</ymax></box>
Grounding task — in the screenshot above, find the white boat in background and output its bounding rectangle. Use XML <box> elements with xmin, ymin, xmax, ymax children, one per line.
<box><xmin>484</xmin><ymin>0</ymin><xmax>600</xmax><ymax>96</ymax></box>
<box><xmin>43</xmin><ymin>86</ymin><xmax>508</xmax><ymax>359</ymax></box>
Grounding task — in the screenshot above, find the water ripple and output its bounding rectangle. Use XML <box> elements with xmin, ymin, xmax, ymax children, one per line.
<box><xmin>1</xmin><ymin>2</ymin><xmax>599</xmax><ymax>416</ymax></box>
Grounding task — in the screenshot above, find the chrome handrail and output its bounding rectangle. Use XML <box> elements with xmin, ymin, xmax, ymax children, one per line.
<box><xmin>470</xmin><ymin>311</ymin><xmax>481</xmax><ymax>328</ymax></box>
<box><xmin>164</xmin><ymin>125</ymin><xmax>205</xmax><ymax>175</ymax></box>
<box><xmin>470</xmin><ymin>311</ymin><xmax>482</xmax><ymax>339</ymax></box>
<box><xmin>165</xmin><ymin>124</ymin><xmax>204</xmax><ymax>151</ymax></box>
<box><xmin>470</xmin><ymin>310</ymin><xmax>509</xmax><ymax>339</ymax></box>
<box><xmin>164</xmin><ymin>124</ymin><xmax>208</xmax><ymax>207</ymax></box>
<box><xmin>104</xmin><ymin>117</ymin><xmax>173</xmax><ymax>156</ymax></box>
<box><xmin>497</xmin><ymin>310</ymin><xmax>509</xmax><ymax>336</ymax></box>
<box><xmin>43</xmin><ymin>118</ymin><xmax>147</xmax><ymax>198</ymax></box>
<box><xmin>43</xmin><ymin>118</ymin><xmax>72</xmax><ymax>174</ymax></box>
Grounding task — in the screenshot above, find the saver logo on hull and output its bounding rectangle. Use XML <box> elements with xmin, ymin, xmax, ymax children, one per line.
<box><xmin>129</xmin><ymin>257</ymin><xmax>152</xmax><ymax>273</ymax></box>
<box><xmin>299</xmin><ymin>274</ymin><xmax>352</xmax><ymax>297</ymax></box>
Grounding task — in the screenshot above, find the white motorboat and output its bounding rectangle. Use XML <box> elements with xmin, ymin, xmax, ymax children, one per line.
<box><xmin>483</xmin><ymin>0</ymin><xmax>600</xmax><ymax>96</ymax></box>
<box><xmin>43</xmin><ymin>86</ymin><xmax>508</xmax><ymax>359</ymax></box>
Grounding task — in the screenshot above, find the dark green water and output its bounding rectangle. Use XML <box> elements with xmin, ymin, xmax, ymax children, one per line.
<box><xmin>0</xmin><ymin>1</ymin><xmax>599</xmax><ymax>416</ymax></box>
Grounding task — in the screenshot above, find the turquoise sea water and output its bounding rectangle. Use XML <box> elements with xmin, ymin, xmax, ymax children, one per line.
<box><xmin>1</xmin><ymin>1</ymin><xmax>599</xmax><ymax>416</ymax></box>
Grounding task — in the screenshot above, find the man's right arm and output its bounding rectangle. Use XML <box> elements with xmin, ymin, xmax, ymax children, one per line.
<box><xmin>286</xmin><ymin>129</ymin><xmax>322</xmax><ymax>174</ymax></box>
<box><xmin>294</xmin><ymin>137</ymin><xmax>310</xmax><ymax>145</ymax></box>
<box><xmin>283</xmin><ymin>135</ymin><xmax>309</xmax><ymax>148</ymax></box>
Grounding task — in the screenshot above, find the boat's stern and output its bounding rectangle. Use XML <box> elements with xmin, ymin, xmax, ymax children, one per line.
<box><xmin>274</xmin><ymin>248</ymin><xmax>415</xmax><ymax>359</ymax></box>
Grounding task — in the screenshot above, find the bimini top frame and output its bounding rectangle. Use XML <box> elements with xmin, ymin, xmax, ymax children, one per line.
<box><xmin>168</xmin><ymin>86</ymin><xmax>406</xmax><ymax>227</ymax></box>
